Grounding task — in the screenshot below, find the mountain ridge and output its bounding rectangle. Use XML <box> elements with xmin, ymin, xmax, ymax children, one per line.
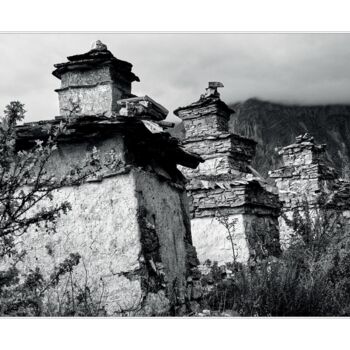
<box><xmin>228</xmin><ymin>98</ymin><xmax>350</xmax><ymax>179</ymax></box>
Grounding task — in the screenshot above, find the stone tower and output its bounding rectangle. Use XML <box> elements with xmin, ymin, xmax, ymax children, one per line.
<box><xmin>174</xmin><ymin>83</ymin><xmax>281</xmax><ymax>265</ymax></box>
<box><xmin>13</xmin><ymin>41</ymin><xmax>203</xmax><ymax>315</ymax></box>
<box><xmin>269</xmin><ymin>133</ymin><xmax>350</xmax><ymax>247</ymax></box>
<box><xmin>53</xmin><ymin>40</ymin><xmax>140</xmax><ymax>117</ymax></box>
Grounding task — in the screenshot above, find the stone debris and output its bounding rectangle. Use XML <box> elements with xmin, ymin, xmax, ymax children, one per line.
<box><xmin>117</xmin><ymin>95</ymin><xmax>169</xmax><ymax>121</ymax></box>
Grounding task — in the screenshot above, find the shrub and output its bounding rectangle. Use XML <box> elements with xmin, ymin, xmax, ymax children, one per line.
<box><xmin>201</xmin><ymin>203</ymin><xmax>350</xmax><ymax>316</ymax></box>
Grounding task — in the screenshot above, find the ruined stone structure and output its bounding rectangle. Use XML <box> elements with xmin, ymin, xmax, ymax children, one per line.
<box><xmin>53</xmin><ymin>40</ymin><xmax>139</xmax><ymax>117</ymax></box>
<box><xmin>269</xmin><ymin>133</ymin><xmax>350</xmax><ymax>247</ymax></box>
<box><xmin>12</xmin><ymin>41</ymin><xmax>204</xmax><ymax>315</ymax></box>
<box><xmin>174</xmin><ymin>83</ymin><xmax>281</xmax><ymax>265</ymax></box>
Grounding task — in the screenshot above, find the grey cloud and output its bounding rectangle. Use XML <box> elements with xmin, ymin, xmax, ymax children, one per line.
<box><xmin>1</xmin><ymin>33</ymin><xmax>350</xmax><ymax>123</ymax></box>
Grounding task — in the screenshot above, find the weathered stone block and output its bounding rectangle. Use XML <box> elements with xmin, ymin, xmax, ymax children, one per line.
<box><xmin>270</xmin><ymin>134</ymin><xmax>350</xmax><ymax>248</ymax></box>
<box><xmin>182</xmin><ymin>114</ymin><xmax>229</xmax><ymax>138</ymax></box>
<box><xmin>191</xmin><ymin>214</ymin><xmax>249</xmax><ymax>264</ymax></box>
<box><xmin>175</xmin><ymin>85</ymin><xmax>281</xmax><ymax>265</ymax></box>
<box><xmin>53</xmin><ymin>42</ymin><xmax>138</xmax><ymax>117</ymax></box>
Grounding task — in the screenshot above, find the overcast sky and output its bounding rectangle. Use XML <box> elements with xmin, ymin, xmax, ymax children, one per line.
<box><xmin>1</xmin><ymin>33</ymin><xmax>350</xmax><ymax>122</ymax></box>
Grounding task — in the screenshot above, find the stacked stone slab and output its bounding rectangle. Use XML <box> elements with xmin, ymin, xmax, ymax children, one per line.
<box><xmin>10</xmin><ymin>41</ymin><xmax>204</xmax><ymax>316</ymax></box>
<box><xmin>269</xmin><ymin>133</ymin><xmax>350</xmax><ymax>247</ymax></box>
<box><xmin>174</xmin><ymin>83</ymin><xmax>281</xmax><ymax>265</ymax></box>
<box><xmin>53</xmin><ymin>40</ymin><xmax>140</xmax><ymax>117</ymax></box>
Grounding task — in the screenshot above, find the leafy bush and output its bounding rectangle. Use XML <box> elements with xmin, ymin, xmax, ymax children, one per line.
<box><xmin>201</xmin><ymin>205</ymin><xmax>350</xmax><ymax>316</ymax></box>
<box><xmin>0</xmin><ymin>101</ymin><xmax>103</xmax><ymax>316</ymax></box>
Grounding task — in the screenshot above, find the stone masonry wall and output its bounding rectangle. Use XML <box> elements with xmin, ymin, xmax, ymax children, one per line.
<box><xmin>5</xmin><ymin>41</ymin><xmax>202</xmax><ymax>316</ymax></box>
<box><xmin>269</xmin><ymin>134</ymin><xmax>350</xmax><ymax>248</ymax></box>
<box><xmin>60</xmin><ymin>67</ymin><xmax>112</xmax><ymax>88</ymax></box>
<box><xmin>45</xmin><ymin>134</ymin><xmax>127</xmax><ymax>179</ymax></box>
<box><xmin>182</xmin><ymin>115</ymin><xmax>229</xmax><ymax>138</ymax></box>
<box><xmin>134</xmin><ymin>170</ymin><xmax>199</xmax><ymax>313</ymax></box>
<box><xmin>190</xmin><ymin>212</ymin><xmax>280</xmax><ymax>266</ymax></box>
<box><xmin>175</xmin><ymin>87</ymin><xmax>281</xmax><ymax>265</ymax></box>
<box><xmin>9</xmin><ymin>173</ymin><xmax>142</xmax><ymax>315</ymax></box>
<box><xmin>181</xmin><ymin>134</ymin><xmax>257</xmax><ymax>177</ymax></box>
<box><xmin>183</xmin><ymin>135</ymin><xmax>256</xmax><ymax>164</ymax></box>
<box><xmin>191</xmin><ymin>214</ymin><xmax>249</xmax><ymax>265</ymax></box>
<box><xmin>56</xmin><ymin>65</ymin><xmax>131</xmax><ymax>116</ymax></box>
<box><xmin>57</xmin><ymin>84</ymin><xmax>115</xmax><ymax>116</ymax></box>
<box><xmin>5</xmin><ymin>165</ymin><xmax>198</xmax><ymax>316</ymax></box>
<box><xmin>8</xmin><ymin>119</ymin><xmax>202</xmax><ymax>315</ymax></box>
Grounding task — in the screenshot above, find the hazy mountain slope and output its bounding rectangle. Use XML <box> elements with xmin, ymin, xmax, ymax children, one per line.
<box><xmin>229</xmin><ymin>98</ymin><xmax>350</xmax><ymax>179</ymax></box>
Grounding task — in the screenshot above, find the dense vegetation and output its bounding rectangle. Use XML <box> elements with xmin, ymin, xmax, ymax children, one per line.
<box><xmin>0</xmin><ymin>101</ymin><xmax>101</xmax><ymax>316</ymax></box>
<box><xmin>200</xmin><ymin>207</ymin><xmax>350</xmax><ymax>316</ymax></box>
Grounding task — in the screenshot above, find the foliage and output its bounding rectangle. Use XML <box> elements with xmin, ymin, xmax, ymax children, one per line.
<box><xmin>0</xmin><ymin>101</ymin><xmax>101</xmax><ymax>316</ymax></box>
<box><xmin>202</xmin><ymin>203</ymin><xmax>350</xmax><ymax>316</ymax></box>
<box><xmin>0</xmin><ymin>101</ymin><xmax>98</xmax><ymax>258</ymax></box>
<box><xmin>0</xmin><ymin>254</ymin><xmax>82</xmax><ymax>316</ymax></box>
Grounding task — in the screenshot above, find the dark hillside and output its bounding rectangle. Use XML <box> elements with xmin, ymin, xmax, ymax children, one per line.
<box><xmin>229</xmin><ymin>98</ymin><xmax>350</xmax><ymax>178</ymax></box>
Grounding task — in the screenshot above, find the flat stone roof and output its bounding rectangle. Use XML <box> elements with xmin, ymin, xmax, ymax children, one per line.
<box><xmin>173</xmin><ymin>95</ymin><xmax>234</xmax><ymax>118</ymax></box>
<box><xmin>52</xmin><ymin>46</ymin><xmax>140</xmax><ymax>83</ymax></box>
<box><xmin>15</xmin><ymin>115</ymin><xmax>203</xmax><ymax>170</ymax></box>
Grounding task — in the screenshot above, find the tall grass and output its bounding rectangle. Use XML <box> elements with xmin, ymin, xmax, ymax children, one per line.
<box><xmin>201</xmin><ymin>205</ymin><xmax>350</xmax><ymax>316</ymax></box>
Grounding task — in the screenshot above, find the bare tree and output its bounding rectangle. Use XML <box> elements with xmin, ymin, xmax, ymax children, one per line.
<box><xmin>215</xmin><ymin>212</ymin><xmax>239</xmax><ymax>263</ymax></box>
